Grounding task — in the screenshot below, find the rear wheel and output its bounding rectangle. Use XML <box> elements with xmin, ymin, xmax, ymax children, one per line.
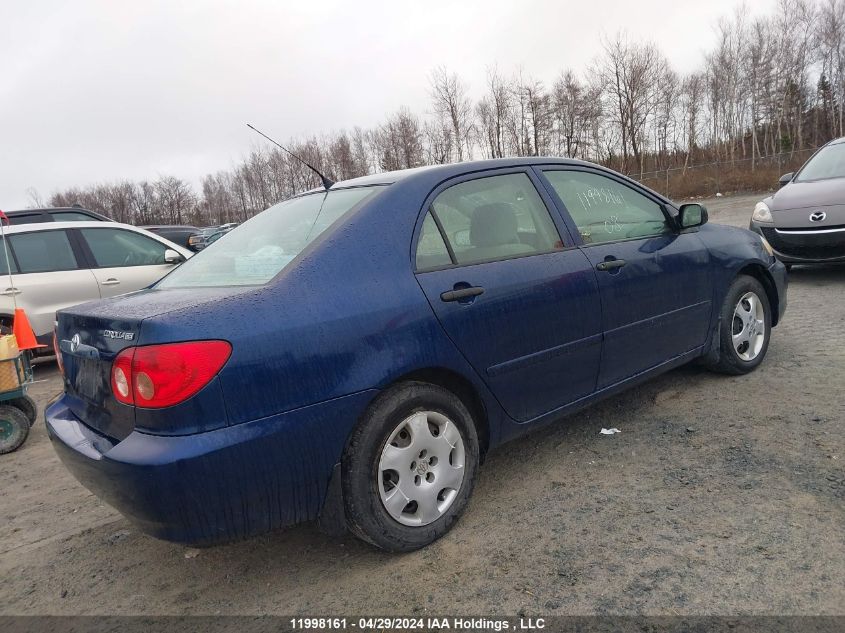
<box><xmin>7</xmin><ymin>395</ymin><xmax>36</xmax><ymax>424</ymax></box>
<box><xmin>708</xmin><ymin>275</ymin><xmax>772</xmax><ymax>375</ymax></box>
<box><xmin>0</xmin><ymin>405</ymin><xmax>30</xmax><ymax>454</ymax></box>
<box><xmin>342</xmin><ymin>382</ymin><xmax>479</xmax><ymax>552</ymax></box>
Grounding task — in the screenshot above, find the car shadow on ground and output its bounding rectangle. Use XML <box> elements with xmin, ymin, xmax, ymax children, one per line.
<box><xmin>787</xmin><ymin>263</ymin><xmax>845</xmax><ymax>278</ymax></box>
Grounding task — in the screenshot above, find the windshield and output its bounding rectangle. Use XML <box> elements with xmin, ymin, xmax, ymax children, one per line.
<box><xmin>157</xmin><ymin>186</ymin><xmax>384</xmax><ymax>288</ymax></box>
<box><xmin>795</xmin><ymin>143</ymin><xmax>845</xmax><ymax>182</ymax></box>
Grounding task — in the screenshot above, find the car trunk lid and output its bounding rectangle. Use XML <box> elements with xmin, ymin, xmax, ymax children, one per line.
<box><xmin>57</xmin><ymin>312</ymin><xmax>142</xmax><ymax>441</ymax></box>
<box><xmin>56</xmin><ymin>287</ymin><xmax>251</xmax><ymax>441</ymax></box>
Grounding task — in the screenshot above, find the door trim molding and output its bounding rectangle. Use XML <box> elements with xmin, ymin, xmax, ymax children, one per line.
<box><xmin>487</xmin><ymin>333</ymin><xmax>602</xmax><ymax>377</ymax></box>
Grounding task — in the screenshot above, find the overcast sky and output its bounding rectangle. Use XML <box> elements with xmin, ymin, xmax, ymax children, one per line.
<box><xmin>1</xmin><ymin>0</ymin><xmax>775</xmax><ymax>209</ymax></box>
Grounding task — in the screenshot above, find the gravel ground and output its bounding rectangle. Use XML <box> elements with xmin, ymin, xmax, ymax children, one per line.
<box><xmin>1</xmin><ymin>193</ymin><xmax>843</xmax><ymax>616</ymax></box>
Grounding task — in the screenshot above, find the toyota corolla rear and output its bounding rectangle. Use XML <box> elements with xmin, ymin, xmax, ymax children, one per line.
<box><xmin>46</xmin><ymin>185</ymin><xmax>387</xmax><ymax>544</ymax></box>
<box><xmin>750</xmin><ymin>139</ymin><xmax>845</xmax><ymax>264</ymax></box>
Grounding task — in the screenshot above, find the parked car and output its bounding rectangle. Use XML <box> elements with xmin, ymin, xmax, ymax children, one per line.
<box><xmin>201</xmin><ymin>228</ymin><xmax>226</xmax><ymax>247</ymax></box>
<box><xmin>0</xmin><ymin>222</ymin><xmax>191</xmax><ymax>347</ymax></box>
<box><xmin>5</xmin><ymin>206</ymin><xmax>112</xmax><ymax>225</ymax></box>
<box><xmin>189</xmin><ymin>225</ymin><xmax>237</xmax><ymax>251</ymax></box>
<box><xmin>750</xmin><ymin>136</ymin><xmax>845</xmax><ymax>266</ymax></box>
<box><xmin>142</xmin><ymin>225</ymin><xmax>204</xmax><ymax>252</ymax></box>
<box><xmin>47</xmin><ymin>158</ymin><xmax>786</xmax><ymax>552</ymax></box>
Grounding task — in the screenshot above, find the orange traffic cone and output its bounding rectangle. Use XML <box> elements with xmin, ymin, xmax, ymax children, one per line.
<box><xmin>12</xmin><ymin>308</ymin><xmax>46</xmax><ymax>350</ymax></box>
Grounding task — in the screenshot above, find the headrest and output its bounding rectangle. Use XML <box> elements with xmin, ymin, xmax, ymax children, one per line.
<box><xmin>470</xmin><ymin>203</ymin><xmax>519</xmax><ymax>248</ymax></box>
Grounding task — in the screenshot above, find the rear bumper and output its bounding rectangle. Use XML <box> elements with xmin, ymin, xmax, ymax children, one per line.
<box><xmin>751</xmin><ymin>221</ymin><xmax>845</xmax><ymax>263</ymax></box>
<box><xmin>46</xmin><ymin>390</ymin><xmax>377</xmax><ymax>545</ymax></box>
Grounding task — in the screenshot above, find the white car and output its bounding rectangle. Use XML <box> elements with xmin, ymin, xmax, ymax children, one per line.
<box><xmin>0</xmin><ymin>221</ymin><xmax>192</xmax><ymax>346</ymax></box>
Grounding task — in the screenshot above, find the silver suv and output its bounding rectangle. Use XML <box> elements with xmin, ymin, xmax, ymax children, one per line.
<box><xmin>0</xmin><ymin>221</ymin><xmax>192</xmax><ymax>346</ymax></box>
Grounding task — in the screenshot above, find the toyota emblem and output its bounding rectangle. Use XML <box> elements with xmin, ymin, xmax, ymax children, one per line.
<box><xmin>70</xmin><ymin>333</ymin><xmax>81</xmax><ymax>352</ymax></box>
<box><xmin>810</xmin><ymin>211</ymin><xmax>827</xmax><ymax>222</ymax></box>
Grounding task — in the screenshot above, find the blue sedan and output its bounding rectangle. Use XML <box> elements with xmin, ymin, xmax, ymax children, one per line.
<box><xmin>47</xmin><ymin>158</ymin><xmax>787</xmax><ymax>551</ymax></box>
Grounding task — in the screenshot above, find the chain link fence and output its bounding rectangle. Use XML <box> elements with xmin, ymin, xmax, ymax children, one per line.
<box><xmin>626</xmin><ymin>147</ymin><xmax>819</xmax><ymax>200</ymax></box>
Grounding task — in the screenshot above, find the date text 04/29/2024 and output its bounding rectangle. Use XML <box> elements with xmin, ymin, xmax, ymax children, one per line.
<box><xmin>288</xmin><ymin>617</ymin><xmax>546</xmax><ymax>630</ymax></box>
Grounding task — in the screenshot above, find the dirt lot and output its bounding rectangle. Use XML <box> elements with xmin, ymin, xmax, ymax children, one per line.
<box><xmin>2</xmin><ymin>193</ymin><xmax>843</xmax><ymax>616</ymax></box>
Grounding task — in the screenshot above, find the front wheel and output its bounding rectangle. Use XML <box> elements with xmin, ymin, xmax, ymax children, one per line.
<box><xmin>342</xmin><ymin>382</ymin><xmax>480</xmax><ymax>552</ymax></box>
<box><xmin>708</xmin><ymin>275</ymin><xmax>772</xmax><ymax>375</ymax></box>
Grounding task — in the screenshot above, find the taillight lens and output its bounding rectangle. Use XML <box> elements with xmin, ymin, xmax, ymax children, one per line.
<box><xmin>53</xmin><ymin>329</ymin><xmax>64</xmax><ymax>375</ymax></box>
<box><xmin>111</xmin><ymin>341</ymin><xmax>231</xmax><ymax>408</ymax></box>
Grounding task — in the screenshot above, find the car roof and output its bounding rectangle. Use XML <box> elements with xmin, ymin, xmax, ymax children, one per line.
<box><xmin>0</xmin><ymin>220</ymin><xmax>139</xmax><ymax>234</ymax></box>
<box><xmin>6</xmin><ymin>206</ymin><xmax>89</xmax><ymax>214</ymax></box>
<box><xmin>0</xmin><ymin>221</ymin><xmax>191</xmax><ymax>252</ymax></box>
<box><xmin>297</xmin><ymin>156</ymin><xmax>620</xmax><ymax>195</ymax></box>
<box><xmin>5</xmin><ymin>206</ymin><xmax>111</xmax><ymax>218</ymax></box>
<box><xmin>142</xmin><ymin>225</ymin><xmax>199</xmax><ymax>230</ymax></box>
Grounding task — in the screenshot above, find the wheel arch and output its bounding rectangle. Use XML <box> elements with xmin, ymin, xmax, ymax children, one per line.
<box><xmin>317</xmin><ymin>365</ymin><xmax>492</xmax><ymax>536</ymax></box>
<box><xmin>736</xmin><ymin>263</ymin><xmax>780</xmax><ymax>326</ymax></box>
<box><xmin>385</xmin><ymin>367</ymin><xmax>491</xmax><ymax>461</ymax></box>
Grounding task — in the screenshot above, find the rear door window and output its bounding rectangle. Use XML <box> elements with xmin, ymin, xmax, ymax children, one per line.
<box><xmin>415</xmin><ymin>214</ymin><xmax>452</xmax><ymax>270</ymax></box>
<box><xmin>80</xmin><ymin>228</ymin><xmax>168</xmax><ymax>267</ymax></box>
<box><xmin>9</xmin><ymin>230</ymin><xmax>79</xmax><ymax>273</ymax></box>
<box><xmin>0</xmin><ymin>239</ymin><xmax>19</xmax><ymax>274</ymax></box>
<box><xmin>428</xmin><ymin>173</ymin><xmax>562</xmax><ymax>266</ymax></box>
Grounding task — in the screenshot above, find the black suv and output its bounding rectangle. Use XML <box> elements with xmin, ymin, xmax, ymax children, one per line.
<box><xmin>5</xmin><ymin>207</ymin><xmax>112</xmax><ymax>225</ymax></box>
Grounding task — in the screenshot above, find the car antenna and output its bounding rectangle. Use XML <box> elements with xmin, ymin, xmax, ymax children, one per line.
<box><xmin>246</xmin><ymin>123</ymin><xmax>334</xmax><ymax>191</ymax></box>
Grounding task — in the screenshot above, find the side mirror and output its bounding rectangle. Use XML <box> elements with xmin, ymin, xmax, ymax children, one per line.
<box><xmin>778</xmin><ymin>172</ymin><xmax>794</xmax><ymax>188</ymax></box>
<box><xmin>678</xmin><ymin>203</ymin><xmax>708</xmax><ymax>229</ymax></box>
<box><xmin>164</xmin><ymin>249</ymin><xmax>185</xmax><ymax>264</ymax></box>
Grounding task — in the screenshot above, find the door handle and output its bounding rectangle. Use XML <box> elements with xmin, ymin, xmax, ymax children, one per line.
<box><xmin>2</xmin><ymin>287</ymin><xmax>21</xmax><ymax>296</ymax></box>
<box><xmin>440</xmin><ymin>286</ymin><xmax>484</xmax><ymax>302</ymax></box>
<box><xmin>101</xmin><ymin>278</ymin><xmax>121</xmax><ymax>285</ymax></box>
<box><xmin>596</xmin><ymin>259</ymin><xmax>627</xmax><ymax>272</ymax></box>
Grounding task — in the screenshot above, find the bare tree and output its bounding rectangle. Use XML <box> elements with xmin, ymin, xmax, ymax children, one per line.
<box><xmin>155</xmin><ymin>176</ymin><xmax>196</xmax><ymax>225</ymax></box>
<box><xmin>594</xmin><ymin>33</ymin><xmax>669</xmax><ymax>174</ymax></box>
<box><xmin>429</xmin><ymin>66</ymin><xmax>474</xmax><ymax>161</ymax></box>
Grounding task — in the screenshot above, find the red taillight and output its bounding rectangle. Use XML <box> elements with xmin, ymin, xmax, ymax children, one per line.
<box><xmin>111</xmin><ymin>348</ymin><xmax>134</xmax><ymax>404</ymax></box>
<box><xmin>111</xmin><ymin>341</ymin><xmax>231</xmax><ymax>408</ymax></box>
<box><xmin>53</xmin><ymin>330</ymin><xmax>64</xmax><ymax>375</ymax></box>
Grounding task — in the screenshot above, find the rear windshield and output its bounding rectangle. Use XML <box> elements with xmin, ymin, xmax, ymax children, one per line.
<box><xmin>156</xmin><ymin>186</ymin><xmax>384</xmax><ymax>288</ymax></box>
<box><xmin>795</xmin><ymin>142</ymin><xmax>845</xmax><ymax>182</ymax></box>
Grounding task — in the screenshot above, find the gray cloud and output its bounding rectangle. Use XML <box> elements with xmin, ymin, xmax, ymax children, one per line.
<box><xmin>1</xmin><ymin>0</ymin><xmax>772</xmax><ymax>208</ymax></box>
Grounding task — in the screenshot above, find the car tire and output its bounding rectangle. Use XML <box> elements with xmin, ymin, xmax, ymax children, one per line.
<box><xmin>0</xmin><ymin>404</ymin><xmax>30</xmax><ymax>454</ymax></box>
<box><xmin>708</xmin><ymin>275</ymin><xmax>772</xmax><ymax>375</ymax></box>
<box><xmin>342</xmin><ymin>381</ymin><xmax>480</xmax><ymax>552</ymax></box>
<box><xmin>7</xmin><ymin>395</ymin><xmax>37</xmax><ymax>424</ymax></box>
